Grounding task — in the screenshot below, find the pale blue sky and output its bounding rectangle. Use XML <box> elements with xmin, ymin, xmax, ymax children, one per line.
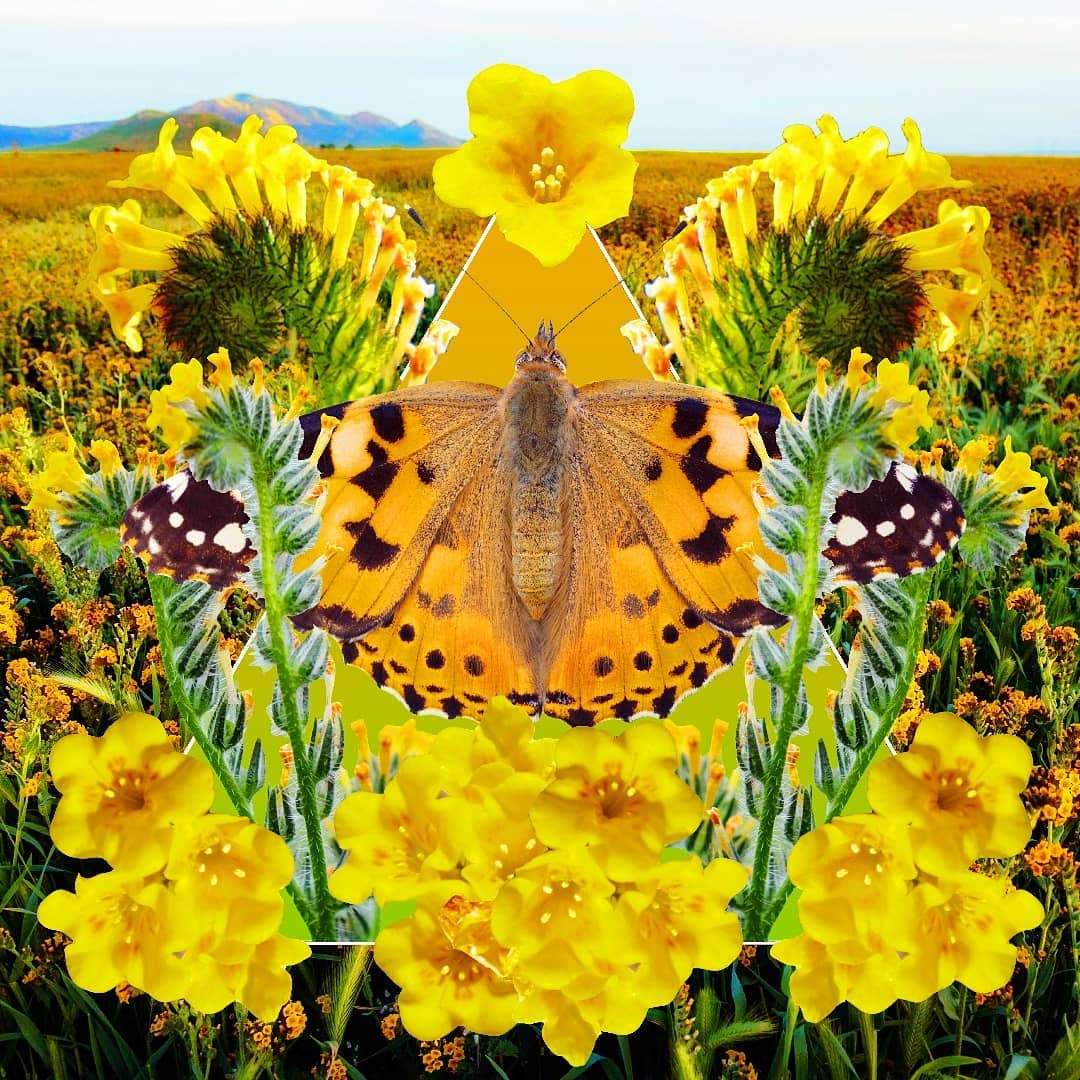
<box><xmin>3</xmin><ymin>0</ymin><xmax>1077</xmax><ymax>153</ymax></box>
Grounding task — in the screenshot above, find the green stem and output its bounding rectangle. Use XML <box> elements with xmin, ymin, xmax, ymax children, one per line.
<box><xmin>251</xmin><ymin>465</ymin><xmax>336</xmax><ymax>941</ymax></box>
<box><xmin>147</xmin><ymin>572</ymin><xmax>314</xmax><ymax>931</ymax></box>
<box><xmin>758</xmin><ymin>570</ymin><xmax>934</xmax><ymax>935</ymax></box>
<box><xmin>147</xmin><ymin>573</ymin><xmax>253</xmax><ymax>821</ymax></box>
<box><xmin>744</xmin><ymin>466</ymin><xmax>828</xmax><ymax>941</ymax></box>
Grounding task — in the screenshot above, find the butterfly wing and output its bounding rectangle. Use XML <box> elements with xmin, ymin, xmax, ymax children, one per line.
<box><xmin>536</xmin><ymin>383</ymin><xmax>783</xmax><ymax>723</ymax></box>
<box><xmin>326</xmin><ymin>463</ymin><xmax>539</xmax><ymax>719</ymax></box>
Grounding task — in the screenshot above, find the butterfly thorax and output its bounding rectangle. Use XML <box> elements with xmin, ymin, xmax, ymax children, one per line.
<box><xmin>504</xmin><ymin>363</ymin><xmax>577</xmax><ymax>621</ymax></box>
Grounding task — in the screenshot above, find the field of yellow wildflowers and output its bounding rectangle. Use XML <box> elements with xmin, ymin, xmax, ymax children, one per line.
<box><xmin>2</xmin><ymin>144</ymin><xmax>1079</xmax><ymax>1078</ymax></box>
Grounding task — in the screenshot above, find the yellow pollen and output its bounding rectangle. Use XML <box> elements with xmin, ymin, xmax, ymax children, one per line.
<box><xmin>233</xmin><ymin>868</ymin><xmax>246</xmax><ymax>878</ymax></box>
<box><xmin>573</xmin><ymin>893</ymin><xmax>582</xmax><ymax>903</ymax></box>
<box><xmin>494</xmin><ymin>859</ymin><xmax>504</xmax><ymax>870</ymax></box>
<box><xmin>540</xmin><ymin>911</ymin><xmax>551</xmax><ymax>924</ymax></box>
<box><xmin>867</xmin><ymin>847</ymin><xmax>878</xmax><ymax>856</ymax></box>
<box><xmin>203</xmin><ymin>846</ymin><xmax>214</xmax><ymax>855</ymax></box>
<box><xmin>863</xmin><ymin>874</ymin><xmax>873</xmax><ymax>886</ymax></box>
<box><xmin>875</xmin><ymin>863</ymin><xmax>883</xmax><ymax>873</ymax></box>
<box><xmin>626</xmin><ymin>786</ymin><xmax>637</xmax><ymax>797</ymax></box>
<box><xmin>210</xmin><ymin>873</ymin><xmax>219</xmax><ymax>886</ymax></box>
<box><xmin>966</xmin><ymin>789</ymin><xmax>978</xmax><ymax>799</ymax></box>
<box><xmin>198</xmin><ymin>862</ymin><xmax>207</xmax><ymax>873</ymax></box>
<box><xmin>836</xmin><ymin>868</ymin><xmax>848</xmax><ymax>878</ymax></box>
<box><xmin>104</xmin><ymin>788</ymin><xmax>116</xmax><ymax>799</ymax></box>
<box><xmin>529</xmin><ymin>146</ymin><xmax>568</xmax><ymax>203</ymax></box>
<box><xmin>542</xmin><ymin>884</ymin><xmax>553</xmax><ymax>895</ymax></box>
<box><xmin>850</xmin><ymin>843</ymin><xmax>861</xmax><ymax>854</ymax></box>
<box><xmin>568</xmin><ymin>908</ymin><xmax>576</xmax><ymax>919</ymax></box>
<box><xmin>499</xmin><ymin>843</ymin><xmax>510</xmax><ymax>854</ymax></box>
<box><xmin>221</xmin><ymin>843</ymin><xmax>232</xmax><ymax>854</ymax></box>
<box><xmin>525</xmin><ymin>838</ymin><xmax>537</xmax><ymax>850</ymax></box>
<box><xmin>457</xmin><ymin>971</ymin><xmax>467</xmax><ymax>982</ymax></box>
<box><xmin>440</xmin><ymin>964</ymin><xmax>451</xmax><ymax>976</ymax></box>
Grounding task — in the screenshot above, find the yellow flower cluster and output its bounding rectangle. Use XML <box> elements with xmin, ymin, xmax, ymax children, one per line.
<box><xmin>773</xmin><ymin>712</ymin><xmax>1042</xmax><ymax>1021</ymax></box>
<box><xmin>37</xmin><ymin>712</ymin><xmax>310</xmax><ymax>1020</ymax></box>
<box><xmin>639</xmin><ymin>115</ymin><xmax>994</xmax><ymax>367</ymax></box>
<box><xmin>330</xmin><ymin>699</ymin><xmax>747</xmax><ymax>1066</ymax></box>
<box><xmin>89</xmin><ymin>115</ymin><xmax>426</xmax><ymax>356</ymax></box>
<box><xmin>939</xmin><ymin>433</ymin><xmax>1052</xmax><ymax>521</ymax></box>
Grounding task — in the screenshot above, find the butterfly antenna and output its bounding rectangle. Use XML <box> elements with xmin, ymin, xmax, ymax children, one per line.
<box><xmin>463</xmin><ymin>268</ymin><xmax>533</xmax><ymax>345</ymax></box>
<box><xmin>554</xmin><ymin>219</ymin><xmax>688</xmax><ymax>338</ymax></box>
<box><xmin>401</xmin><ymin>206</ymin><xmax>532</xmax><ymax>346</ymax></box>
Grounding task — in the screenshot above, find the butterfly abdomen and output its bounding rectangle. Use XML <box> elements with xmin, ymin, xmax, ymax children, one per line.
<box><xmin>505</xmin><ymin>367</ymin><xmax>577</xmax><ymax>622</ymax></box>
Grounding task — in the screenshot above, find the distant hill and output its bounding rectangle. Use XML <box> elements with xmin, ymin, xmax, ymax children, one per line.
<box><xmin>0</xmin><ymin>120</ymin><xmax>113</xmax><ymax>151</ymax></box>
<box><xmin>62</xmin><ymin>110</ymin><xmax>242</xmax><ymax>151</ymax></box>
<box><xmin>1</xmin><ymin>93</ymin><xmax>461</xmax><ymax>152</ymax></box>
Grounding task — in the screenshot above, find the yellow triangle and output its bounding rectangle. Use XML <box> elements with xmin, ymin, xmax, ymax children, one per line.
<box><xmin>424</xmin><ymin>218</ymin><xmax>651</xmax><ymax>386</ymax></box>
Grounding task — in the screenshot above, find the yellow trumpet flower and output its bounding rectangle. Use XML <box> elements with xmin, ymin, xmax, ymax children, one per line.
<box><xmin>109</xmin><ymin>118</ymin><xmax>213</xmax><ymax>226</ymax></box>
<box><xmin>866</xmin><ymin>118</ymin><xmax>973</xmax><ymax>226</ymax></box>
<box><xmin>433</xmin><ymin>64</ymin><xmax>637</xmax><ymax>267</ymax></box>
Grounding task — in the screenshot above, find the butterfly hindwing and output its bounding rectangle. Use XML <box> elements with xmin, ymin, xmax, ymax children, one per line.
<box><xmin>335</xmin><ymin>465</ymin><xmax>538</xmax><ymax>718</ymax></box>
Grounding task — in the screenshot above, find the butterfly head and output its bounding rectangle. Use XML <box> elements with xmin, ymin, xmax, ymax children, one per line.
<box><xmin>515</xmin><ymin>321</ymin><xmax>566</xmax><ymax>374</ymax></box>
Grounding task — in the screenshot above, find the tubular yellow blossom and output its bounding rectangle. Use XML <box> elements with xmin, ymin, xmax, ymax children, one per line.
<box><xmin>88</xmin><ymin>440</ymin><xmax>123</xmax><ymax>479</ymax></box>
<box><xmin>814</xmin><ymin>115</ymin><xmax>858</xmax><ymax>218</ymax></box>
<box><xmin>990</xmin><ymin>437</ymin><xmax>1052</xmax><ymax>515</ymax></box>
<box><xmin>844</xmin><ymin>347</ymin><xmax>873</xmax><ymax>391</ymax></box>
<box><xmin>359</xmin><ymin>214</ymin><xmax>408</xmax><ymax>319</ymax></box>
<box><xmin>815</xmin><ymin>357</ymin><xmax>831</xmax><ymax>396</ymax></box>
<box><xmin>620</xmin><ymin>318</ymin><xmax>676</xmax><ymax>381</ymax></box>
<box><xmin>768</xmin><ymin>384</ymin><xmax>796</xmax><ymax>422</ymax></box>
<box><xmin>88</xmin><ymin>201</ymin><xmax>182</xmax><ymax>277</ymax></box>
<box><xmin>956</xmin><ymin>434</ymin><xmax>995</xmax><ymax>477</ymax></box>
<box><xmin>323</xmin><ymin>166</ymin><xmax>375</xmax><ymax>267</ymax></box>
<box><xmin>26</xmin><ymin>437</ymin><xmax>89</xmax><ymax>514</ymax></box>
<box><xmin>401</xmin><ymin>319</ymin><xmax>461</xmax><ymax>387</ymax></box>
<box><xmin>218</xmin><ymin>115</ymin><xmax>265</xmax><ymax>217</ymax></box>
<box><xmin>109</xmin><ymin>118</ymin><xmax>213</xmax><ymax>225</ymax></box>
<box><xmin>923</xmin><ymin>277</ymin><xmax>992</xmax><ymax>352</ymax></box>
<box><xmin>205</xmin><ymin>347</ymin><xmax>235</xmax><ymax>393</ymax></box>
<box><xmin>866</xmin><ymin>118</ymin><xmax>973</xmax><ymax>226</ymax></box>
<box><xmin>391</xmin><ymin>273</ymin><xmax>435</xmax><ymax>364</ymax></box>
<box><xmin>181</xmin><ymin>127</ymin><xmax>239</xmax><ymax>215</ymax></box>
<box><xmin>664</xmin><ymin>224</ymin><xmax>720</xmax><ymax>315</ymax></box>
<box><xmin>840</xmin><ymin>127</ymin><xmax>897</xmax><ymax>217</ymax></box>
<box><xmin>644</xmin><ymin>272</ymin><xmax>688</xmax><ymax>370</ymax></box>
<box><xmin>705</xmin><ymin>170</ymin><xmax>757</xmax><ymax>267</ymax></box>
<box><xmin>897</xmin><ymin>199</ymin><xmax>993</xmax><ymax>280</ymax></box>
<box><xmin>739</xmin><ymin>415</ymin><xmax>772</xmax><ymax>480</ymax></box>
<box><xmin>91</xmin><ymin>275</ymin><xmax>158</xmax><ymax>352</ymax></box>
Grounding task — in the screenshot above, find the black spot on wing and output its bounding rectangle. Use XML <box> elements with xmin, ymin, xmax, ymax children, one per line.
<box><xmin>352</xmin><ymin>460</ymin><xmax>398</xmax><ymax>500</ymax></box>
<box><xmin>442</xmin><ymin>695</ymin><xmax>464</xmax><ymax>718</ymax></box>
<box><xmin>612</xmin><ymin>698</ymin><xmax>638</xmax><ymax>720</ymax></box>
<box><xmin>680</xmin><ymin>512</ymin><xmax>735</xmax><ymax>564</ymax></box>
<box><xmin>566</xmin><ymin>707</ymin><xmax>597</xmax><ymax>727</ymax></box>
<box><xmin>417</xmin><ymin>461</ymin><xmax>436</xmax><ymax>484</ymax></box>
<box><xmin>345</xmin><ymin>520</ymin><xmax>400</xmax><ymax>570</ymax></box>
<box><xmin>652</xmin><ymin>686</ymin><xmax>677</xmax><ymax>717</ymax></box>
<box><xmin>370</xmin><ymin>401</ymin><xmax>405</xmax><ymax>443</ymax></box>
<box><xmin>645</xmin><ymin>457</ymin><xmax>662</xmax><ymax>481</ymax></box>
<box><xmin>711</xmin><ymin>598</ymin><xmax>786</xmax><ymax>634</ymax></box>
<box><xmin>292</xmin><ymin>602</ymin><xmax>384</xmax><ymax>639</ymax></box>
<box><xmin>402</xmin><ymin>684</ymin><xmax>426</xmax><ymax>712</ymax></box>
<box><xmin>593</xmin><ymin>656</ymin><xmax>615</xmax><ymax>677</ymax></box>
<box><xmin>680</xmin><ymin>435</ymin><xmax>730</xmax><ymax>493</ymax></box>
<box><xmin>633</xmin><ymin>651</ymin><xmax>653</xmax><ymax>671</ymax></box>
<box><xmin>662</xmin><ymin>624</ymin><xmax>680</xmax><ymax>643</ymax></box>
<box><xmin>426</xmin><ymin>649</ymin><xmax>445</xmax><ymax>669</ymax></box>
<box><xmin>689</xmin><ymin>662</ymin><xmax>709</xmax><ymax>688</ymax></box>
<box><xmin>672</xmin><ymin>398</ymin><xmax>709</xmax><ymax>439</ymax></box>
<box><xmin>399</xmin><ymin>623</ymin><xmax>416</xmax><ymax>642</ymax></box>
<box><xmin>464</xmin><ymin>654</ymin><xmax>485</xmax><ymax>677</ymax></box>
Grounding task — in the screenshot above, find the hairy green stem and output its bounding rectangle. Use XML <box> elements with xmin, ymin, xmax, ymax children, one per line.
<box><xmin>147</xmin><ymin>572</ymin><xmax>315</xmax><ymax>930</ymax></box>
<box><xmin>147</xmin><ymin>573</ymin><xmax>253</xmax><ymax>820</ymax></box>
<box><xmin>251</xmin><ymin>465</ymin><xmax>336</xmax><ymax>941</ymax></box>
<box><xmin>744</xmin><ymin>467</ymin><xmax>828</xmax><ymax>941</ymax></box>
<box><xmin>758</xmin><ymin>570</ymin><xmax>934</xmax><ymax>935</ymax></box>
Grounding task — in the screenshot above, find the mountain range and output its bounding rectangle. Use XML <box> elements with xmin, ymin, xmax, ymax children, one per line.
<box><xmin>0</xmin><ymin>94</ymin><xmax>461</xmax><ymax>152</ymax></box>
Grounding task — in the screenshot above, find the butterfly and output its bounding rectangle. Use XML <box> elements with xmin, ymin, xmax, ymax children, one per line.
<box><xmin>123</xmin><ymin>322</ymin><xmax>965</xmax><ymax>725</ymax></box>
